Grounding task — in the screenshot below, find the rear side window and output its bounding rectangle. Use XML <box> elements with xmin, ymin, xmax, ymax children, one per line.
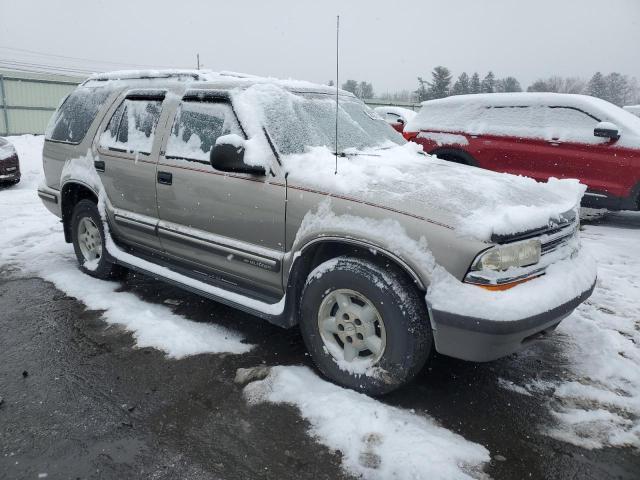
<box><xmin>46</xmin><ymin>87</ymin><xmax>111</xmax><ymax>144</ymax></box>
<box><xmin>166</xmin><ymin>101</ymin><xmax>243</xmax><ymax>162</ymax></box>
<box><xmin>99</xmin><ymin>98</ymin><xmax>163</xmax><ymax>155</ymax></box>
<box><xmin>471</xmin><ymin>106</ymin><xmax>547</xmax><ymax>138</ymax></box>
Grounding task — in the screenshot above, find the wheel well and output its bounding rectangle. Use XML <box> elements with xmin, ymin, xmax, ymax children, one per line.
<box><xmin>429</xmin><ymin>147</ymin><xmax>477</xmax><ymax>167</ymax></box>
<box><xmin>61</xmin><ymin>183</ymin><xmax>98</xmax><ymax>243</ymax></box>
<box><xmin>282</xmin><ymin>240</ymin><xmax>425</xmax><ymax>327</ymax></box>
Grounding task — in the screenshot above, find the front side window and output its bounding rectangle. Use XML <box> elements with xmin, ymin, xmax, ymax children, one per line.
<box><xmin>46</xmin><ymin>87</ymin><xmax>111</xmax><ymax>144</ymax></box>
<box><xmin>99</xmin><ymin>98</ymin><xmax>163</xmax><ymax>154</ymax></box>
<box><xmin>166</xmin><ymin>101</ymin><xmax>243</xmax><ymax>162</ymax></box>
<box><xmin>544</xmin><ymin>107</ymin><xmax>600</xmax><ymax>142</ymax></box>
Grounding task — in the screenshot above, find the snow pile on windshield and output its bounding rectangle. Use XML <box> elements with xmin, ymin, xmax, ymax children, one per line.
<box><xmin>0</xmin><ymin>136</ymin><xmax>252</xmax><ymax>358</ymax></box>
<box><xmin>406</xmin><ymin>92</ymin><xmax>640</xmax><ymax>148</ymax></box>
<box><xmin>232</xmin><ymin>83</ymin><xmax>402</xmax><ymax>157</ymax></box>
<box><xmin>244</xmin><ymin>365</ymin><xmax>490</xmax><ymax>480</ymax></box>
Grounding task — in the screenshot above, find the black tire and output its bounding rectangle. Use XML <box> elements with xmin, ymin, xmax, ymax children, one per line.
<box><xmin>430</xmin><ymin>148</ymin><xmax>477</xmax><ymax>167</ymax></box>
<box><xmin>299</xmin><ymin>256</ymin><xmax>432</xmax><ymax>395</ymax></box>
<box><xmin>71</xmin><ymin>199</ymin><xmax>125</xmax><ymax>279</ymax></box>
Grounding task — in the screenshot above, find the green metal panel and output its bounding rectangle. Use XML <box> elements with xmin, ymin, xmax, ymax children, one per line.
<box><xmin>4</xmin><ymin>79</ymin><xmax>77</xmax><ymax>109</ymax></box>
<box><xmin>6</xmin><ymin>109</ymin><xmax>55</xmax><ymax>135</ymax></box>
<box><xmin>0</xmin><ymin>69</ymin><xmax>87</xmax><ymax>135</ymax></box>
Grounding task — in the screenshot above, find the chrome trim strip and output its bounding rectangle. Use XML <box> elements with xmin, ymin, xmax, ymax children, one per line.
<box><xmin>584</xmin><ymin>192</ymin><xmax>607</xmax><ymax>198</ymax></box>
<box><xmin>157</xmin><ymin>224</ymin><xmax>281</xmax><ymax>273</ymax></box>
<box><xmin>37</xmin><ymin>190</ymin><xmax>58</xmax><ymax>203</ymax></box>
<box><xmin>114</xmin><ymin>214</ymin><xmax>156</xmax><ymax>232</ymax></box>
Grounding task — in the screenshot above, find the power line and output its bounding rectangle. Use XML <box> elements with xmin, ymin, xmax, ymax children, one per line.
<box><xmin>0</xmin><ymin>45</ymin><xmax>176</xmax><ymax>70</ymax></box>
<box><xmin>0</xmin><ymin>59</ymin><xmax>96</xmax><ymax>75</ymax></box>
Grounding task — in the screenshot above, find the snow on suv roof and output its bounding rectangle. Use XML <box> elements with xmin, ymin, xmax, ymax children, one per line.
<box><xmin>406</xmin><ymin>92</ymin><xmax>640</xmax><ymax>145</ymax></box>
<box><xmin>82</xmin><ymin>69</ymin><xmax>352</xmax><ymax>96</ymax></box>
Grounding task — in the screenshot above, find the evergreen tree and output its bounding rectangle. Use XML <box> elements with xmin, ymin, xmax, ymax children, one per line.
<box><xmin>427</xmin><ymin>66</ymin><xmax>452</xmax><ymax>99</ymax></box>
<box><xmin>451</xmin><ymin>72</ymin><xmax>471</xmax><ymax>95</ymax></box>
<box><xmin>481</xmin><ymin>71</ymin><xmax>496</xmax><ymax>93</ymax></box>
<box><xmin>586</xmin><ymin>72</ymin><xmax>608</xmax><ymax>100</ymax></box>
<box><xmin>341</xmin><ymin>79</ymin><xmax>358</xmax><ymax>95</ymax></box>
<box><xmin>469</xmin><ymin>72</ymin><xmax>481</xmax><ymax>94</ymax></box>
<box><xmin>415</xmin><ymin>77</ymin><xmax>429</xmax><ymax>102</ymax></box>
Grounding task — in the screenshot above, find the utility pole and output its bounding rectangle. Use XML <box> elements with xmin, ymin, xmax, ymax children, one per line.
<box><xmin>196</xmin><ymin>53</ymin><xmax>200</xmax><ymax>70</ymax></box>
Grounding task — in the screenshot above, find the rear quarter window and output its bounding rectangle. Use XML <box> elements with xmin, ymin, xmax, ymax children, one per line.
<box><xmin>45</xmin><ymin>87</ymin><xmax>112</xmax><ymax>144</ymax></box>
<box><xmin>470</xmin><ymin>106</ymin><xmax>547</xmax><ymax>138</ymax></box>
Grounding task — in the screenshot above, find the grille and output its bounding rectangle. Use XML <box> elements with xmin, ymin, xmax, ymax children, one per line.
<box><xmin>541</xmin><ymin>223</ymin><xmax>577</xmax><ymax>256</ymax></box>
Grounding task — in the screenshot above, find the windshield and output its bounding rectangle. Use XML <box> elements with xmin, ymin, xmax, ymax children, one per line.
<box><xmin>258</xmin><ymin>90</ymin><xmax>405</xmax><ymax>154</ymax></box>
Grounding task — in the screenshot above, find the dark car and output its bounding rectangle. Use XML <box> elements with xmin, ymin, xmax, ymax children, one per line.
<box><xmin>0</xmin><ymin>138</ymin><xmax>20</xmax><ymax>185</ymax></box>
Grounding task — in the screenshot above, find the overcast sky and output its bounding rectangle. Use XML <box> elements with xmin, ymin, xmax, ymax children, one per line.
<box><xmin>2</xmin><ymin>0</ymin><xmax>639</xmax><ymax>93</ymax></box>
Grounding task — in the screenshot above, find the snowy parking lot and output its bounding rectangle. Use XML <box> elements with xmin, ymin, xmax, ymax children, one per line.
<box><xmin>1</xmin><ymin>135</ymin><xmax>639</xmax><ymax>479</ymax></box>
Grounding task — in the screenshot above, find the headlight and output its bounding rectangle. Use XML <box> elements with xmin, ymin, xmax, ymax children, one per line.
<box><xmin>471</xmin><ymin>239</ymin><xmax>541</xmax><ymax>272</ymax></box>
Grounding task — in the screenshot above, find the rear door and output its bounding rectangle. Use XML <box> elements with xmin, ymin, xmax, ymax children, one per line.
<box><xmin>95</xmin><ymin>90</ymin><xmax>168</xmax><ymax>251</ymax></box>
<box><xmin>155</xmin><ymin>94</ymin><xmax>286</xmax><ymax>299</ymax></box>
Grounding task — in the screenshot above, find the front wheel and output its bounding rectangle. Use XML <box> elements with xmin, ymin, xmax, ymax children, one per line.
<box><xmin>299</xmin><ymin>256</ymin><xmax>432</xmax><ymax>395</ymax></box>
<box><xmin>71</xmin><ymin>199</ymin><xmax>124</xmax><ymax>279</ymax></box>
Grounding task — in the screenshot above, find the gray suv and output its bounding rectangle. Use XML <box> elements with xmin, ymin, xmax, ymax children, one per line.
<box><xmin>38</xmin><ymin>70</ymin><xmax>596</xmax><ymax>394</ymax></box>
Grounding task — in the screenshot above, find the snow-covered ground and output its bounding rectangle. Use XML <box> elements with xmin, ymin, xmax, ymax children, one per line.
<box><xmin>532</xmin><ymin>220</ymin><xmax>640</xmax><ymax>449</ymax></box>
<box><xmin>1</xmin><ymin>135</ymin><xmax>638</xmax><ymax>478</ymax></box>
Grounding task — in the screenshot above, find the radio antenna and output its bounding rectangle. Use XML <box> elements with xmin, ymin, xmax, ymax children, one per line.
<box><xmin>334</xmin><ymin>15</ymin><xmax>340</xmax><ymax>175</ymax></box>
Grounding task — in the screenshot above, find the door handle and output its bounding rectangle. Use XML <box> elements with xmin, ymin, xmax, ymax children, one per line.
<box><xmin>94</xmin><ymin>160</ymin><xmax>105</xmax><ymax>172</ymax></box>
<box><xmin>157</xmin><ymin>171</ymin><xmax>173</xmax><ymax>185</ymax></box>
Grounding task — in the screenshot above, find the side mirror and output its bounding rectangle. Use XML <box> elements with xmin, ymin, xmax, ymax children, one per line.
<box><xmin>210</xmin><ymin>134</ymin><xmax>265</xmax><ymax>175</ymax></box>
<box><xmin>594</xmin><ymin>121</ymin><xmax>620</xmax><ymax>141</ymax></box>
<box><xmin>396</xmin><ymin>118</ymin><xmax>406</xmax><ymax>125</ymax></box>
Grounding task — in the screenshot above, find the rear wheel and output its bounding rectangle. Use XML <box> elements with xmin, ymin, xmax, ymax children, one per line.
<box><xmin>71</xmin><ymin>199</ymin><xmax>124</xmax><ymax>279</ymax></box>
<box><xmin>299</xmin><ymin>256</ymin><xmax>432</xmax><ymax>395</ymax></box>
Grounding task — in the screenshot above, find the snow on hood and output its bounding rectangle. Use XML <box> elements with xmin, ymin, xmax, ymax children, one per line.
<box><xmin>284</xmin><ymin>142</ymin><xmax>585</xmax><ymax>242</ymax></box>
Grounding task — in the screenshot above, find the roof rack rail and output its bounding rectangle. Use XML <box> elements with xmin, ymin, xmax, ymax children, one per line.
<box><xmin>81</xmin><ymin>70</ymin><xmax>205</xmax><ymax>86</ymax></box>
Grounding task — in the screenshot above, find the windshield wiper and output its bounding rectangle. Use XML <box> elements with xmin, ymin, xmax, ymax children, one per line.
<box><xmin>333</xmin><ymin>151</ymin><xmax>381</xmax><ymax>157</ymax></box>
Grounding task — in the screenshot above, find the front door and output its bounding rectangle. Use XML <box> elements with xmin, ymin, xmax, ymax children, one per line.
<box><xmin>95</xmin><ymin>91</ymin><xmax>169</xmax><ymax>251</ymax></box>
<box><xmin>155</xmin><ymin>96</ymin><xmax>286</xmax><ymax>298</ymax></box>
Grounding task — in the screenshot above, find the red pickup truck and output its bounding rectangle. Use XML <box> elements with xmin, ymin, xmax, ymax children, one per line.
<box><xmin>404</xmin><ymin>93</ymin><xmax>640</xmax><ymax>211</ymax></box>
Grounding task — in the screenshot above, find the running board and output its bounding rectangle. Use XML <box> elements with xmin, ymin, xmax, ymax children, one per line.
<box><xmin>110</xmin><ymin>247</ymin><xmax>289</xmax><ymax>326</ymax></box>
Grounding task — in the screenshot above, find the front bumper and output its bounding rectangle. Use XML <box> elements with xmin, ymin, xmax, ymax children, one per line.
<box><xmin>429</xmin><ymin>280</ymin><xmax>595</xmax><ymax>362</ymax></box>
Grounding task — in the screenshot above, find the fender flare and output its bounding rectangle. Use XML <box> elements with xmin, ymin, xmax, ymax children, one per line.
<box><xmin>290</xmin><ymin>236</ymin><xmax>427</xmax><ymax>290</ymax></box>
